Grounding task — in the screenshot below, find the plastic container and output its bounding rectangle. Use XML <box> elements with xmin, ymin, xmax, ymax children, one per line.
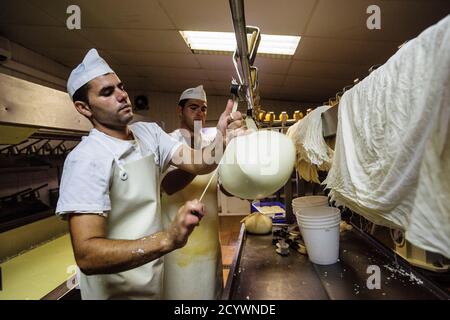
<box><xmin>292</xmin><ymin>196</ymin><xmax>329</xmax><ymax>218</ymax></box>
<box><xmin>296</xmin><ymin>214</ymin><xmax>340</xmax><ymax>225</ymax></box>
<box><xmin>295</xmin><ymin>206</ymin><xmax>341</xmax><ymax>265</ymax></box>
<box><xmin>297</xmin><ymin>206</ymin><xmax>339</xmax><ymax>218</ymax></box>
<box><xmin>299</xmin><ymin>222</ymin><xmax>340</xmax><ymax>265</ymax></box>
<box><xmin>292</xmin><ymin>196</ymin><xmax>328</xmax><ymax>208</ymax></box>
<box><xmin>251</xmin><ymin>201</ymin><xmax>287</xmax><ymax>223</ymax></box>
<box><xmin>295</xmin><ymin>207</ymin><xmax>340</xmax><ymax>226</ymax></box>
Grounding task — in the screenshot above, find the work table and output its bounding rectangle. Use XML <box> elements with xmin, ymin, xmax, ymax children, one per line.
<box><xmin>222</xmin><ymin>224</ymin><xmax>449</xmax><ymax>300</ymax></box>
<box><xmin>0</xmin><ymin>234</ymin><xmax>76</xmax><ymax>300</ymax></box>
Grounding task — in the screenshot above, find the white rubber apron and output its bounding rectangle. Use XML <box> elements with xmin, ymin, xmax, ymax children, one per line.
<box><xmin>79</xmin><ymin>137</ymin><xmax>163</xmax><ymax>300</ymax></box>
<box><xmin>161</xmin><ymin>173</ymin><xmax>223</xmax><ymax>300</ymax></box>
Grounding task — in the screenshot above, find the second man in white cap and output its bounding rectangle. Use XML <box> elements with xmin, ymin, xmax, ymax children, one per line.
<box><xmin>161</xmin><ymin>85</ymin><xmax>223</xmax><ymax>299</ymax></box>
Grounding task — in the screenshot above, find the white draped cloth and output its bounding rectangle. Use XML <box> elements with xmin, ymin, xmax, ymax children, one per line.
<box><xmin>324</xmin><ymin>15</ymin><xmax>450</xmax><ymax>258</ymax></box>
<box><xmin>287</xmin><ymin>106</ymin><xmax>334</xmax><ymax>183</ymax></box>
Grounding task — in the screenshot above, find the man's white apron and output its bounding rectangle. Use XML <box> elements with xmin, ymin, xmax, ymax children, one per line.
<box><xmin>80</xmin><ymin>144</ymin><xmax>163</xmax><ymax>300</ymax></box>
<box><xmin>161</xmin><ymin>173</ymin><xmax>223</xmax><ymax>300</ymax></box>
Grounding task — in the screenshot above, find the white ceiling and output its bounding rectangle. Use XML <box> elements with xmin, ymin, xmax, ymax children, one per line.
<box><xmin>0</xmin><ymin>0</ymin><xmax>449</xmax><ymax>102</ymax></box>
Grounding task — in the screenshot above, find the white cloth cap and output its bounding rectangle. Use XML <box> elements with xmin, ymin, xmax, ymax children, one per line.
<box><xmin>179</xmin><ymin>85</ymin><xmax>207</xmax><ymax>103</ymax></box>
<box><xmin>67</xmin><ymin>49</ymin><xmax>114</xmax><ymax>99</ymax></box>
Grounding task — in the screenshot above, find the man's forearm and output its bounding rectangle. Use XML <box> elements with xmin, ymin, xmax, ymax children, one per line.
<box><xmin>75</xmin><ymin>231</ymin><xmax>175</xmax><ymax>275</ymax></box>
<box><xmin>174</xmin><ymin>136</ymin><xmax>224</xmax><ymax>175</ymax></box>
<box><xmin>194</xmin><ymin>138</ymin><xmax>221</xmax><ymax>174</ymax></box>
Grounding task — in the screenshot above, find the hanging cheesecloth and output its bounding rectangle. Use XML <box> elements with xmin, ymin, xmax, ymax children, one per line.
<box><xmin>324</xmin><ymin>15</ymin><xmax>450</xmax><ymax>258</ymax></box>
<box><xmin>287</xmin><ymin>105</ymin><xmax>334</xmax><ymax>183</ymax></box>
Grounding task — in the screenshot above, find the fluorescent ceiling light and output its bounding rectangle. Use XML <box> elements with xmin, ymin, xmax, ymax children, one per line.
<box><xmin>180</xmin><ymin>31</ymin><xmax>301</xmax><ymax>55</ymax></box>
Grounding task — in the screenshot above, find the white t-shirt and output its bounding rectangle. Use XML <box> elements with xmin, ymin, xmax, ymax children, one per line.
<box><xmin>162</xmin><ymin>128</ymin><xmax>216</xmax><ymax>178</ymax></box>
<box><xmin>56</xmin><ymin>122</ymin><xmax>182</xmax><ymax>216</ymax></box>
<box><xmin>171</xmin><ymin>127</ymin><xmax>216</xmax><ymax>148</ymax></box>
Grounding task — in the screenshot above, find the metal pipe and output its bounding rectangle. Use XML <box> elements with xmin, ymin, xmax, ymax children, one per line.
<box><xmin>229</xmin><ymin>0</ymin><xmax>255</xmax><ymax>112</ymax></box>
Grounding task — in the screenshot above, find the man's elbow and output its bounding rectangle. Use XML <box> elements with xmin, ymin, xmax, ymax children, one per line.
<box><xmin>75</xmin><ymin>254</ymin><xmax>98</xmax><ymax>275</ymax></box>
<box><xmin>78</xmin><ymin>265</ymin><xmax>96</xmax><ymax>276</ymax></box>
<box><xmin>73</xmin><ymin>244</ymin><xmax>104</xmax><ymax>275</ymax></box>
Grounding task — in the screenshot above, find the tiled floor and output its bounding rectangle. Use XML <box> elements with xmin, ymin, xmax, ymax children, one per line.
<box><xmin>219</xmin><ymin>215</ymin><xmax>244</xmax><ymax>286</ymax></box>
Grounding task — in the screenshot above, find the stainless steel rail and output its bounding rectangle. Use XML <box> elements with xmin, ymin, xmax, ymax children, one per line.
<box><xmin>229</xmin><ymin>0</ymin><xmax>255</xmax><ymax>113</ymax></box>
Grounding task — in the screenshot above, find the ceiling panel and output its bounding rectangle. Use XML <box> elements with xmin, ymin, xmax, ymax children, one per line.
<box><xmin>262</xmin><ymin>90</ymin><xmax>326</xmax><ymax>102</ymax></box>
<box><xmin>152</xmin><ymin>78</ymin><xmax>215</xmax><ymax>93</ymax></box>
<box><xmin>245</xmin><ymin>0</ymin><xmax>317</xmax><ymax>35</ymax></box>
<box><xmin>284</xmin><ymin>75</ymin><xmax>348</xmax><ymax>92</ymax></box>
<box><xmin>136</xmin><ymin>66</ymin><xmax>208</xmax><ymax>80</ymax></box>
<box><xmin>0</xmin><ymin>0</ymin><xmax>61</xmax><ymax>26</ymax></box>
<box><xmin>296</xmin><ymin>87</ymin><xmax>336</xmax><ymax>97</ymax></box>
<box><xmin>196</xmin><ymin>54</ymin><xmax>235</xmax><ymax>70</ymax></box>
<box><xmin>27</xmin><ymin>47</ymin><xmax>120</xmax><ymax>67</ymax></box>
<box><xmin>258</xmin><ymin>86</ymin><xmax>287</xmax><ymax>101</ymax></box>
<box><xmin>257</xmin><ymin>73</ymin><xmax>286</xmax><ymax>87</ymax></box>
<box><xmin>305</xmin><ymin>0</ymin><xmax>450</xmax><ymax>41</ymax></box>
<box><xmin>120</xmin><ymin>75</ymin><xmax>156</xmax><ymax>91</ymax></box>
<box><xmin>204</xmin><ymin>88</ymin><xmax>223</xmax><ymax>96</ymax></box>
<box><xmin>239</xmin><ymin>83</ymin><xmax>326</xmax><ymax>102</ymax></box>
<box><xmin>79</xmin><ymin>29</ymin><xmax>190</xmax><ymax>53</ymax></box>
<box><xmin>161</xmin><ymin>0</ymin><xmax>317</xmax><ymax>35</ymax></box>
<box><xmin>0</xmin><ymin>0</ymin><xmax>447</xmax><ymax>104</ymax></box>
<box><xmin>283</xmin><ymin>91</ymin><xmax>330</xmax><ymax>102</ymax></box>
<box><xmin>211</xmin><ymin>80</ymin><xmax>234</xmax><ymax>94</ymax></box>
<box><xmin>160</xmin><ymin>0</ymin><xmax>232</xmax><ymax>31</ymax></box>
<box><xmin>109</xmin><ymin>65</ymin><xmax>140</xmax><ymax>77</ymax></box>
<box><xmin>288</xmin><ymin>60</ymin><xmax>371</xmax><ymax>80</ymax></box>
<box><xmin>294</xmin><ymin>36</ymin><xmax>398</xmax><ymax>65</ymax></box>
<box><xmin>0</xmin><ymin>25</ymin><xmax>94</xmax><ymax>49</ymax></box>
<box><xmin>110</xmin><ymin>51</ymin><xmax>201</xmax><ymax>68</ymax></box>
<box><xmin>205</xmin><ymin>70</ymin><xmax>236</xmax><ymax>83</ymax></box>
<box><xmin>261</xmin><ymin>84</ymin><xmax>334</xmax><ymax>97</ymax></box>
<box><xmin>254</xmin><ymin>57</ymin><xmax>292</xmax><ymax>74</ymax></box>
<box><xmin>28</xmin><ymin>0</ymin><xmax>174</xmax><ymax>29</ymax></box>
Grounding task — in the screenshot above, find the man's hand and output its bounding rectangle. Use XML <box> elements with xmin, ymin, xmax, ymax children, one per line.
<box><xmin>217</xmin><ymin>99</ymin><xmax>247</xmax><ymax>145</ymax></box>
<box><xmin>169</xmin><ymin>100</ymin><xmax>248</xmax><ymax>175</ymax></box>
<box><xmin>167</xmin><ymin>199</ymin><xmax>205</xmax><ymax>249</ymax></box>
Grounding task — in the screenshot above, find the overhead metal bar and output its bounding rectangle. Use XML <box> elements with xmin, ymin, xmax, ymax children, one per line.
<box><xmin>229</xmin><ymin>0</ymin><xmax>255</xmax><ymax>113</ymax></box>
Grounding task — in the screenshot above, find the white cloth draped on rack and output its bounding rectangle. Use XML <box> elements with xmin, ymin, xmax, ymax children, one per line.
<box><xmin>286</xmin><ymin>105</ymin><xmax>334</xmax><ymax>183</ymax></box>
<box><xmin>324</xmin><ymin>15</ymin><xmax>450</xmax><ymax>258</ymax></box>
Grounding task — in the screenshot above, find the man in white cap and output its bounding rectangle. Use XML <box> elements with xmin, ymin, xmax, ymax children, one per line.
<box><xmin>160</xmin><ymin>85</ymin><xmax>223</xmax><ymax>300</ymax></box>
<box><xmin>56</xmin><ymin>49</ymin><xmax>245</xmax><ymax>300</ymax></box>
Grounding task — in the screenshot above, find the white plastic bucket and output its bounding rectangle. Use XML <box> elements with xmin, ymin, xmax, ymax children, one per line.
<box><xmin>296</xmin><ymin>215</ymin><xmax>340</xmax><ymax>226</ymax></box>
<box><xmin>297</xmin><ymin>206</ymin><xmax>339</xmax><ymax>218</ymax></box>
<box><xmin>299</xmin><ymin>222</ymin><xmax>340</xmax><ymax>265</ymax></box>
<box><xmin>295</xmin><ymin>206</ymin><xmax>341</xmax><ymax>265</ymax></box>
<box><xmin>292</xmin><ymin>196</ymin><xmax>329</xmax><ymax>217</ymax></box>
<box><xmin>295</xmin><ymin>207</ymin><xmax>340</xmax><ymax>228</ymax></box>
<box><xmin>292</xmin><ymin>196</ymin><xmax>328</xmax><ymax>208</ymax></box>
<box><xmin>296</xmin><ymin>219</ymin><xmax>340</xmax><ymax>231</ymax></box>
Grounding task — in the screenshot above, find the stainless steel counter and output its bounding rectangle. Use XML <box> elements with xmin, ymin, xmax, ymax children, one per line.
<box><xmin>223</xmin><ymin>224</ymin><xmax>449</xmax><ymax>300</ymax></box>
